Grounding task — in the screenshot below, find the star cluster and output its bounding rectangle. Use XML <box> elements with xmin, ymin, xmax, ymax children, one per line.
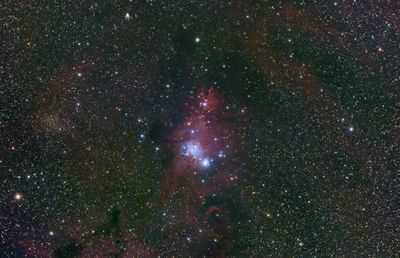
<box><xmin>2</xmin><ymin>1</ymin><xmax>400</xmax><ymax>257</ymax></box>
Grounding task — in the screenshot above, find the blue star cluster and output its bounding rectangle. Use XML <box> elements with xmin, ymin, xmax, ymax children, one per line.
<box><xmin>2</xmin><ymin>1</ymin><xmax>399</xmax><ymax>257</ymax></box>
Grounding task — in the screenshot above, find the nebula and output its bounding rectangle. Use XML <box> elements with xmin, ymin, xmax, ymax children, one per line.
<box><xmin>157</xmin><ymin>88</ymin><xmax>238</xmax><ymax>256</ymax></box>
<box><xmin>3</xmin><ymin>1</ymin><xmax>398</xmax><ymax>257</ymax></box>
<box><xmin>168</xmin><ymin>88</ymin><xmax>229</xmax><ymax>171</ymax></box>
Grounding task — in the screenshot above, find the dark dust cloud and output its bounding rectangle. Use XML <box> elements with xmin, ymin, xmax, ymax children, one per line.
<box><xmin>2</xmin><ymin>1</ymin><xmax>400</xmax><ymax>257</ymax></box>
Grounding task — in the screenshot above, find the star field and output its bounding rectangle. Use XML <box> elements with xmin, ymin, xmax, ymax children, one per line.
<box><xmin>2</xmin><ymin>1</ymin><xmax>400</xmax><ymax>257</ymax></box>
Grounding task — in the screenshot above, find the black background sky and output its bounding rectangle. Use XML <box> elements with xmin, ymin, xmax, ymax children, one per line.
<box><xmin>2</xmin><ymin>1</ymin><xmax>399</xmax><ymax>257</ymax></box>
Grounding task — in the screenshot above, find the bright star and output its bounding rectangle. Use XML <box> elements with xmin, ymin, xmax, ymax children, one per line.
<box><xmin>14</xmin><ymin>193</ymin><xmax>23</xmax><ymax>201</ymax></box>
<box><xmin>201</xmin><ymin>158</ymin><xmax>210</xmax><ymax>167</ymax></box>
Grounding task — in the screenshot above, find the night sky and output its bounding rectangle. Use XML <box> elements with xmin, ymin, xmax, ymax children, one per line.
<box><xmin>2</xmin><ymin>1</ymin><xmax>400</xmax><ymax>257</ymax></box>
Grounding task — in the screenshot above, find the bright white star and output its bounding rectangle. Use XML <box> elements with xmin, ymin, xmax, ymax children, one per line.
<box><xmin>201</xmin><ymin>158</ymin><xmax>210</xmax><ymax>167</ymax></box>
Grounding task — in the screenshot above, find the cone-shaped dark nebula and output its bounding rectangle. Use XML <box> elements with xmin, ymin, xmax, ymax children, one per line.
<box><xmin>2</xmin><ymin>1</ymin><xmax>399</xmax><ymax>257</ymax></box>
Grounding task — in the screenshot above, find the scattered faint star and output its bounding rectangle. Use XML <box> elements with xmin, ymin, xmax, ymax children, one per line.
<box><xmin>3</xmin><ymin>2</ymin><xmax>397</xmax><ymax>257</ymax></box>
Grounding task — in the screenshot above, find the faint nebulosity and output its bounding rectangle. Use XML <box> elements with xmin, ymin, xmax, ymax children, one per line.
<box><xmin>1</xmin><ymin>1</ymin><xmax>400</xmax><ymax>257</ymax></box>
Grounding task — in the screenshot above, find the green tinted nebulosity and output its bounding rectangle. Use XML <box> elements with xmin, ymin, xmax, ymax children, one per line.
<box><xmin>2</xmin><ymin>1</ymin><xmax>399</xmax><ymax>257</ymax></box>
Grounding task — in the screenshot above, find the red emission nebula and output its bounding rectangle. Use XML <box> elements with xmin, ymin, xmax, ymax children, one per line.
<box><xmin>159</xmin><ymin>88</ymin><xmax>240</xmax><ymax>256</ymax></box>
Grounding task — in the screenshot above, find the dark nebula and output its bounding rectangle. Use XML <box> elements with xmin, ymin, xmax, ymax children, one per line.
<box><xmin>2</xmin><ymin>1</ymin><xmax>399</xmax><ymax>257</ymax></box>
